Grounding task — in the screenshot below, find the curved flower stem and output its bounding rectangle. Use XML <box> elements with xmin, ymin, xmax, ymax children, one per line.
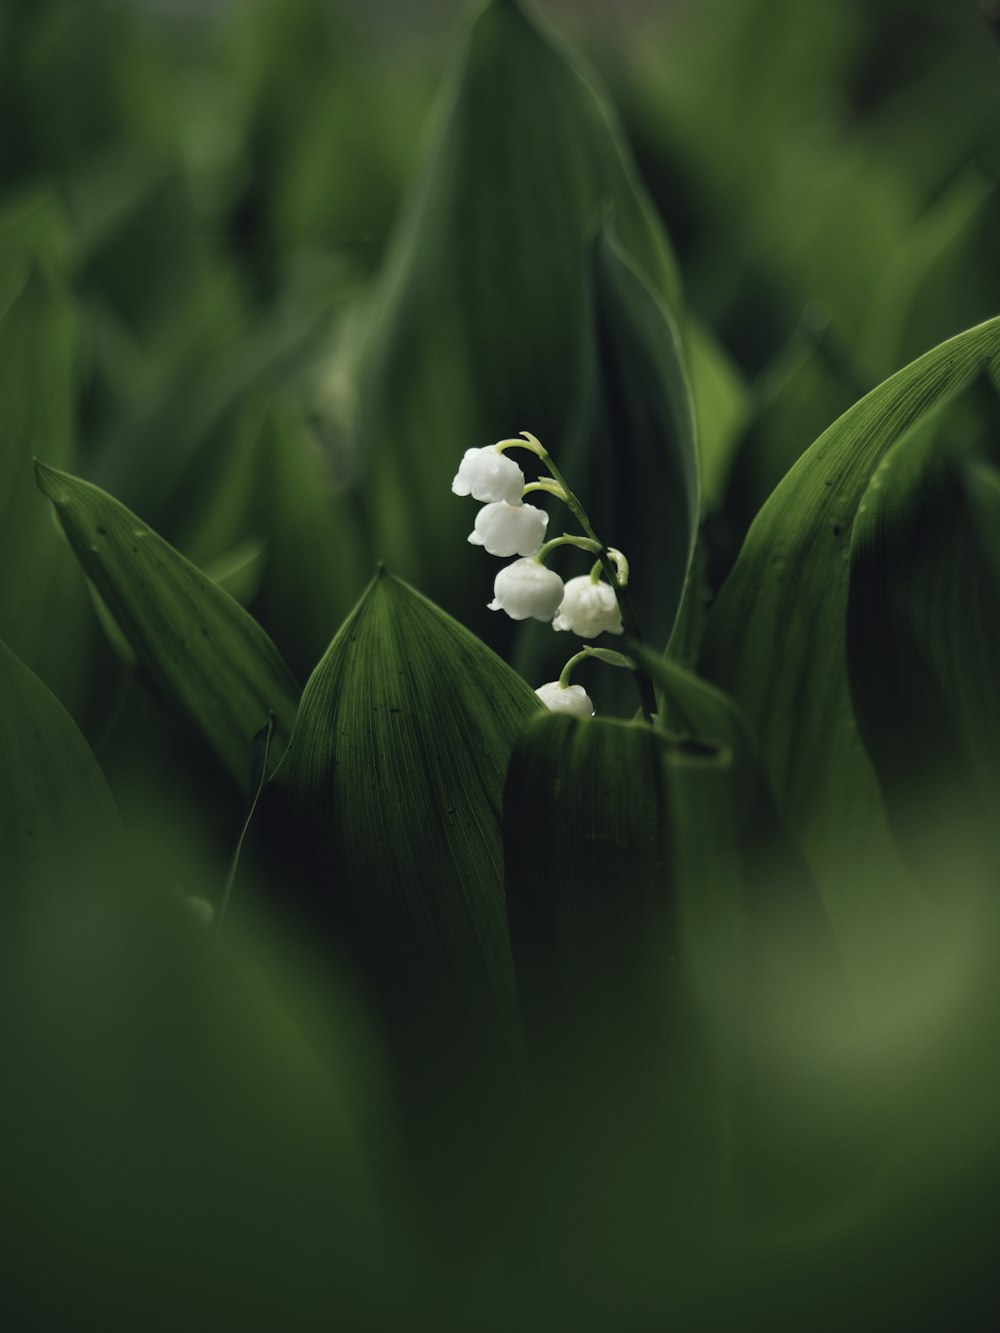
<box><xmin>558</xmin><ymin>650</ymin><xmax>592</xmax><ymax>689</ymax></box>
<box><xmin>558</xmin><ymin>645</ymin><xmax>636</xmax><ymax>689</ymax></box>
<box><xmin>536</xmin><ymin>533</ymin><xmax>602</xmax><ymax>563</ymax></box>
<box><xmin>501</xmin><ymin>433</ymin><xmax>657</xmax><ymax>724</ymax></box>
<box><xmin>521</xmin><ymin>479</ymin><xmax>568</xmax><ymax>500</ymax></box>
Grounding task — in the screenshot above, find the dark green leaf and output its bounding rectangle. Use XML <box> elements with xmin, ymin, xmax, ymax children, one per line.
<box><xmin>0</xmin><ymin>635</ymin><xmax>122</xmax><ymax>893</ymax></box>
<box><xmin>515</xmin><ymin>224</ymin><xmax>698</xmax><ymax>710</ymax></box>
<box><xmin>357</xmin><ymin>0</ymin><xmax>680</xmax><ymax>614</ymax></box>
<box><xmin>261</xmin><ymin>567</ymin><xmax>541</xmax><ymax>1031</ymax></box>
<box><xmin>36</xmin><ymin>462</ymin><xmax>300</xmax><ymax>788</ymax></box>
<box><xmin>846</xmin><ymin>382</ymin><xmax>1000</xmax><ymax>874</ymax></box>
<box><xmin>700</xmin><ymin>317</ymin><xmax>1000</xmax><ymax>970</ymax></box>
<box><xmin>578</xmin><ymin>223</ymin><xmax>698</xmax><ymax>650</ymax></box>
<box><xmin>0</xmin><ymin>251</ymin><xmax>96</xmax><ymax>711</ymax></box>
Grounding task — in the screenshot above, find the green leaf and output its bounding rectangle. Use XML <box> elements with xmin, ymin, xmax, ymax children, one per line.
<box><xmin>684</xmin><ymin>316</ymin><xmax>751</xmax><ymax>513</ymax></box>
<box><xmin>964</xmin><ymin>455</ymin><xmax>1000</xmax><ymax>587</ymax></box>
<box><xmin>514</xmin><ymin>224</ymin><xmax>698</xmax><ymax>711</ymax></box>
<box><xmin>260</xmin><ymin>568</ymin><xmax>541</xmax><ymax>1031</ymax></box>
<box><xmin>846</xmin><ymin>382</ymin><xmax>1000</xmax><ymax>873</ymax></box>
<box><xmin>35</xmin><ymin>462</ymin><xmax>300</xmax><ymax>788</ymax></box>
<box><xmin>578</xmin><ymin>224</ymin><xmax>699</xmax><ymax>649</ymax></box>
<box><xmin>857</xmin><ymin>167</ymin><xmax>1000</xmax><ymax>384</ymax></box>
<box><xmin>0</xmin><ymin>248</ymin><xmax>97</xmax><ymax>712</ymax></box>
<box><xmin>717</xmin><ymin>316</ymin><xmax>861</xmax><ymax>562</ymax></box>
<box><xmin>250</xmin><ymin>396</ymin><xmax>369</xmax><ymax>681</ymax></box>
<box><xmin>0</xmin><ymin>635</ymin><xmax>122</xmax><ymax>893</ymax></box>
<box><xmin>504</xmin><ymin>715</ymin><xmax>673</xmax><ymax>1034</ymax></box>
<box><xmin>700</xmin><ymin>317</ymin><xmax>1000</xmax><ymax>974</ymax></box>
<box><xmin>357</xmin><ymin>0</ymin><xmax>679</xmax><ymax>612</ymax></box>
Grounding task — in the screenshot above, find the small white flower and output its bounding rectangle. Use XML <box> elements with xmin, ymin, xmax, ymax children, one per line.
<box><xmin>451</xmin><ymin>446</ymin><xmax>525</xmax><ymax>504</ymax></box>
<box><xmin>488</xmin><ymin>558</ymin><xmax>564</xmax><ymax>621</ymax></box>
<box><xmin>535</xmin><ymin>681</ymin><xmax>595</xmax><ymax>718</ymax></box>
<box><xmin>469</xmin><ymin>500</ymin><xmax>548</xmax><ymax>557</ymax></box>
<box><xmin>553</xmin><ymin>575</ymin><xmax>624</xmax><ymax>638</ymax></box>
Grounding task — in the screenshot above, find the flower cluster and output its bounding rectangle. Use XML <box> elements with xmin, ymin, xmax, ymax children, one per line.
<box><xmin>452</xmin><ymin>437</ymin><xmax>636</xmax><ymax>717</ymax></box>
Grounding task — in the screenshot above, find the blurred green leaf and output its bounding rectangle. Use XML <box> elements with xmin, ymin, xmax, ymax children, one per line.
<box><xmin>0</xmin><ymin>634</ymin><xmax>122</xmax><ymax>893</ymax></box>
<box><xmin>716</xmin><ymin>315</ymin><xmax>861</xmax><ymax>564</ymax></box>
<box><xmin>1</xmin><ymin>877</ymin><xmax>404</xmax><ymax>1331</ymax></box>
<box><xmin>504</xmin><ymin>714</ymin><xmax>672</xmax><ymax>1036</ymax></box>
<box><xmin>965</xmin><ymin>454</ymin><xmax>1000</xmax><ymax>587</ymax></box>
<box><xmin>36</xmin><ymin>462</ymin><xmax>300</xmax><ymax>788</ymax></box>
<box><xmin>516</xmin><ymin>223</ymin><xmax>697</xmax><ymax>709</ymax></box>
<box><xmin>250</xmin><ymin>395</ymin><xmax>369</xmax><ymax>681</ymax></box>
<box><xmin>701</xmin><ymin>316</ymin><xmax>1000</xmax><ymax>976</ymax></box>
<box><xmin>847</xmin><ymin>381</ymin><xmax>1000</xmax><ymax>874</ymax></box>
<box><xmin>261</xmin><ymin>567</ymin><xmax>539</xmax><ymax>1033</ymax></box>
<box><xmin>857</xmin><ymin>167</ymin><xmax>1000</xmax><ymax>384</ymax></box>
<box><xmin>358</xmin><ymin>0</ymin><xmax>679</xmax><ymax>616</ymax></box>
<box><xmin>684</xmin><ymin>315</ymin><xmax>751</xmax><ymax>512</ymax></box>
<box><xmin>0</xmin><ymin>243</ymin><xmax>97</xmax><ymax>713</ymax></box>
<box><xmin>577</xmin><ymin>224</ymin><xmax>698</xmax><ymax>649</ymax></box>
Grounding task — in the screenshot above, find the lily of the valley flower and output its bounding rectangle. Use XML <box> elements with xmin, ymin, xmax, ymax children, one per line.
<box><xmin>451</xmin><ymin>446</ymin><xmax>525</xmax><ymax>504</ymax></box>
<box><xmin>469</xmin><ymin>499</ymin><xmax>548</xmax><ymax>557</ymax></box>
<box><xmin>488</xmin><ymin>558</ymin><xmax>564</xmax><ymax>621</ymax></box>
<box><xmin>534</xmin><ymin>681</ymin><xmax>595</xmax><ymax>717</ymax></box>
<box><xmin>553</xmin><ymin>574</ymin><xmax>624</xmax><ymax>638</ymax></box>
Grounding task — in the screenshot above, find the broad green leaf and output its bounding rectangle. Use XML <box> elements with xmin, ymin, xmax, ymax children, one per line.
<box><xmin>700</xmin><ymin>316</ymin><xmax>1000</xmax><ymax>975</ymax></box>
<box><xmin>258</xmin><ymin>567</ymin><xmax>542</xmax><ymax>1237</ymax></box>
<box><xmin>0</xmin><ymin>635</ymin><xmax>122</xmax><ymax>892</ymax></box>
<box><xmin>36</xmin><ymin>462</ymin><xmax>300</xmax><ymax>788</ymax></box>
<box><xmin>357</xmin><ymin>0</ymin><xmax>680</xmax><ymax>614</ymax></box>
<box><xmin>261</xmin><ymin>568</ymin><xmax>541</xmax><ymax>1032</ymax></box>
<box><xmin>846</xmin><ymin>384</ymin><xmax>1000</xmax><ymax>874</ymax></box>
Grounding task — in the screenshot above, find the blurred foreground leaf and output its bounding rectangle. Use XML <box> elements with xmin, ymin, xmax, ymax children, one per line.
<box><xmin>259</xmin><ymin>568</ymin><xmax>542</xmax><ymax>1238</ymax></box>
<box><xmin>0</xmin><ymin>636</ymin><xmax>122</xmax><ymax>893</ymax></box>
<box><xmin>36</xmin><ymin>463</ymin><xmax>300</xmax><ymax>787</ymax></box>
<box><xmin>0</xmin><ymin>224</ymin><xmax>96</xmax><ymax>711</ymax></box>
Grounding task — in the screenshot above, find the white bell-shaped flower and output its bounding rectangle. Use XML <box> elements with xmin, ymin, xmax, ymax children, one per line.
<box><xmin>469</xmin><ymin>500</ymin><xmax>548</xmax><ymax>557</ymax></box>
<box><xmin>451</xmin><ymin>446</ymin><xmax>525</xmax><ymax>504</ymax></box>
<box><xmin>553</xmin><ymin>575</ymin><xmax>624</xmax><ymax>638</ymax></box>
<box><xmin>535</xmin><ymin>681</ymin><xmax>595</xmax><ymax>717</ymax></box>
<box><xmin>488</xmin><ymin>558</ymin><xmax>564</xmax><ymax>621</ymax></box>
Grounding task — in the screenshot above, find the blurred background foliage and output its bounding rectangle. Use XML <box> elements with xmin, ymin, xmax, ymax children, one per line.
<box><xmin>3</xmin><ymin>0</ymin><xmax>1000</xmax><ymax>1327</ymax></box>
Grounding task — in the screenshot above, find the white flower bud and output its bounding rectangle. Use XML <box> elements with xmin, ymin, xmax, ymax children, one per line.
<box><xmin>451</xmin><ymin>446</ymin><xmax>525</xmax><ymax>504</ymax></box>
<box><xmin>553</xmin><ymin>575</ymin><xmax>624</xmax><ymax>638</ymax></box>
<box><xmin>535</xmin><ymin>681</ymin><xmax>595</xmax><ymax>717</ymax></box>
<box><xmin>469</xmin><ymin>500</ymin><xmax>548</xmax><ymax>557</ymax></box>
<box><xmin>488</xmin><ymin>558</ymin><xmax>564</xmax><ymax>621</ymax></box>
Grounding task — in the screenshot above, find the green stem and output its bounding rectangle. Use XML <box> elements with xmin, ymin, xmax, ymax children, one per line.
<box><xmin>558</xmin><ymin>650</ymin><xmax>591</xmax><ymax>689</ymax></box>
<box><xmin>536</xmin><ymin>533</ymin><xmax>601</xmax><ymax>563</ymax></box>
